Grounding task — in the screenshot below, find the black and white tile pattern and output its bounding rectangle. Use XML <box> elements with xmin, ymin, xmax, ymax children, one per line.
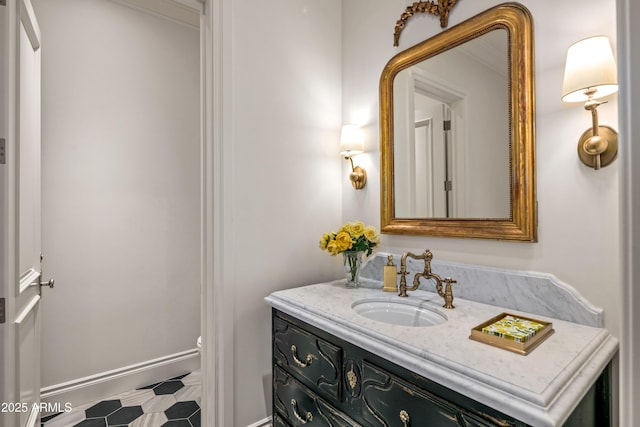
<box><xmin>41</xmin><ymin>371</ymin><xmax>201</xmax><ymax>427</ymax></box>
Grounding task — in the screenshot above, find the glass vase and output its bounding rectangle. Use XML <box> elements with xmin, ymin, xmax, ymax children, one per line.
<box><xmin>342</xmin><ymin>251</ymin><xmax>364</xmax><ymax>288</ymax></box>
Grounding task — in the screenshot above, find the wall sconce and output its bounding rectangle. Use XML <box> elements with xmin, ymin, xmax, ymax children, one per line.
<box><xmin>340</xmin><ymin>125</ymin><xmax>367</xmax><ymax>190</ymax></box>
<box><xmin>562</xmin><ymin>36</ymin><xmax>618</xmax><ymax>170</ymax></box>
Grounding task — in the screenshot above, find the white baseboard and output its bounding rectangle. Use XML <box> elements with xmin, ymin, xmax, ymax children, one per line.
<box><xmin>40</xmin><ymin>349</ymin><xmax>200</xmax><ymax>414</ymax></box>
<box><xmin>246</xmin><ymin>417</ymin><xmax>271</xmax><ymax>427</ymax></box>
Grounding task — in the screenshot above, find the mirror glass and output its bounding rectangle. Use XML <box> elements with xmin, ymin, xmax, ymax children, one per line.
<box><xmin>380</xmin><ymin>4</ymin><xmax>536</xmax><ymax>241</ymax></box>
<box><xmin>393</xmin><ymin>29</ymin><xmax>510</xmax><ymax>219</ymax></box>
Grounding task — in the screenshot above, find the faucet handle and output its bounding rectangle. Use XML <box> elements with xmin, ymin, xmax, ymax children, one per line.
<box><xmin>442</xmin><ymin>278</ymin><xmax>457</xmax><ymax>309</ymax></box>
<box><xmin>397</xmin><ymin>263</ymin><xmax>409</xmax><ymax>277</ymax></box>
<box><xmin>397</xmin><ymin>265</ymin><xmax>410</xmax><ymax>297</ymax></box>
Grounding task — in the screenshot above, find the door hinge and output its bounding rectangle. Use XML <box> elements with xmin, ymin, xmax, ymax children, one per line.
<box><xmin>443</xmin><ymin>120</ymin><xmax>451</xmax><ymax>131</ymax></box>
<box><xmin>444</xmin><ymin>180</ymin><xmax>452</xmax><ymax>192</ymax></box>
<box><xmin>0</xmin><ymin>298</ymin><xmax>5</xmax><ymax>324</ymax></box>
<box><xmin>0</xmin><ymin>138</ymin><xmax>5</xmax><ymax>164</ymax></box>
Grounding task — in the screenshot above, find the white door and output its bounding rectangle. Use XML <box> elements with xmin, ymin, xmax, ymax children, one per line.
<box><xmin>0</xmin><ymin>1</ymin><xmax>47</xmax><ymax>426</ymax></box>
<box><xmin>413</xmin><ymin>91</ymin><xmax>447</xmax><ymax>218</ymax></box>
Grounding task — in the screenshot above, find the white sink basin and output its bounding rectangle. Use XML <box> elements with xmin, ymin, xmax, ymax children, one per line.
<box><xmin>352</xmin><ymin>298</ymin><xmax>447</xmax><ymax>327</ymax></box>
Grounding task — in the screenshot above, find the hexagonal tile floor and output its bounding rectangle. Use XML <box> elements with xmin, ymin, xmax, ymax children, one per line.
<box><xmin>41</xmin><ymin>371</ymin><xmax>200</xmax><ymax>427</ymax></box>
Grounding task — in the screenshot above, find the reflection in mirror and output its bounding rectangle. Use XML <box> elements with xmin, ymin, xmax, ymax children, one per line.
<box><xmin>393</xmin><ymin>29</ymin><xmax>510</xmax><ymax>219</ymax></box>
<box><xmin>380</xmin><ymin>3</ymin><xmax>536</xmax><ymax>241</ymax></box>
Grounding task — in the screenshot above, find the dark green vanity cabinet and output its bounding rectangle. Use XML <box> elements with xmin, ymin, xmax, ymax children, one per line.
<box><xmin>272</xmin><ymin>309</ymin><xmax>519</xmax><ymax>426</ymax></box>
<box><xmin>272</xmin><ymin>309</ymin><xmax>611</xmax><ymax>427</ymax></box>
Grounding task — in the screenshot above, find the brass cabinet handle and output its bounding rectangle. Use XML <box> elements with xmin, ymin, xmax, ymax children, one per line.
<box><xmin>400</xmin><ymin>409</ymin><xmax>410</xmax><ymax>427</ymax></box>
<box><xmin>347</xmin><ymin>367</ymin><xmax>358</xmax><ymax>390</ymax></box>
<box><xmin>290</xmin><ymin>344</ymin><xmax>313</xmax><ymax>368</ymax></box>
<box><xmin>290</xmin><ymin>399</ymin><xmax>313</xmax><ymax>424</ymax></box>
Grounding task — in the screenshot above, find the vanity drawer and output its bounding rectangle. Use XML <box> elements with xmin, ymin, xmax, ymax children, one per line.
<box><xmin>361</xmin><ymin>361</ymin><xmax>463</xmax><ymax>427</ymax></box>
<box><xmin>273</xmin><ymin>314</ymin><xmax>342</xmax><ymax>402</ymax></box>
<box><xmin>273</xmin><ymin>366</ymin><xmax>360</xmax><ymax>427</ymax></box>
<box><xmin>273</xmin><ymin>412</ymin><xmax>292</xmax><ymax>427</ymax></box>
<box><xmin>459</xmin><ymin>413</ymin><xmax>502</xmax><ymax>427</ymax></box>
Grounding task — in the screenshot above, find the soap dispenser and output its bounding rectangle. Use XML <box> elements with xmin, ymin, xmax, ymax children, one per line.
<box><xmin>382</xmin><ymin>254</ymin><xmax>398</xmax><ymax>292</ymax></box>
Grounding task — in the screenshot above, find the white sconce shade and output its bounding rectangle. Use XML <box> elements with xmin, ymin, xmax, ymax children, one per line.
<box><xmin>339</xmin><ymin>125</ymin><xmax>364</xmax><ymax>156</ymax></box>
<box><xmin>562</xmin><ymin>36</ymin><xmax>618</xmax><ymax>103</ymax></box>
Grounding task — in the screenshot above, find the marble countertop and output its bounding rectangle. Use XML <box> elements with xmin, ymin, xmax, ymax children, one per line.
<box><xmin>265</xmin><ymin>280</ymin><xmax>618</xmax><ymax>427</ymax></box>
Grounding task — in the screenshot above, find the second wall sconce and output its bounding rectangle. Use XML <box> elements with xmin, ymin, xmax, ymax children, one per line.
<box><xmin>562</xmin><ymin>35</ymin><xmax>618</xmax><ymax>170</ymax></box>
<box><xmin>340</xmin><ymin>125</ymin><xmax>367</xmax><ymax>190</ymax></box>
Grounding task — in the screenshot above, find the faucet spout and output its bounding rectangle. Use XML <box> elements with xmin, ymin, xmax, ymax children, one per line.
<box><xmin>397</xmin><ymin>249</ymin><xmax>457</xmax><ymax>309</ymax></box>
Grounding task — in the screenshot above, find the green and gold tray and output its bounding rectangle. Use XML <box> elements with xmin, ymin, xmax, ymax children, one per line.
<box><xmin>469</xmin><ymin>313</ymin><xmax>554</xmax><ymax>355</ymax></box>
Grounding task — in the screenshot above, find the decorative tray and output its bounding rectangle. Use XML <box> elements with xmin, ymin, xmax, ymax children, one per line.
<box><xmin>469</xmin><ymin>313</ymin><xmax>554</xmax><ymax>355</ymax></box>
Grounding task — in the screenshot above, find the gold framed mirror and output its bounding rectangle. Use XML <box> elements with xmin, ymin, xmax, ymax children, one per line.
<box><xmin>380</xmin><ymin>3</ymin><xmax>536</xmax><ymax>241</ymax></box>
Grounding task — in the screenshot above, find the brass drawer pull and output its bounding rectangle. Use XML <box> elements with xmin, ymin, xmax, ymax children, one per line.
<box><xmin>291</xmin><ymin>344</ymin><xmax>313</xmax><ymax>368</ymax></box>
<box><xmin>400</xmin><ymin>409</ymin><xmax>410</xmax><ymax>427</ymax></box>
<box><xmin>290</xmin><ymin>399</ymin><xmax>313</xmax><ymax>424</ymax></box>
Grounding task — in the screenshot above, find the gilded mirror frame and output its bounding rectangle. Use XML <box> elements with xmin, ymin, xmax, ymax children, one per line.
<box><xmin>380</xmin><ymin>3</ymin><xmax>536</xmax><ymax>241</ymax></box>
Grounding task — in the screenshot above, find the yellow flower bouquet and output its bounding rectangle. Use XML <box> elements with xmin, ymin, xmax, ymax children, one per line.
<box><xmin>319</xmin><ymin>221</ymin><xmax>380</xmax><ymax>287</ymax></box>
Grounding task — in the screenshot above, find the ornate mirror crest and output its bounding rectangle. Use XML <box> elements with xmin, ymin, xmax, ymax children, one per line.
<box><xmin>394</xmin><ymin>0</ymin><xmax>460</xmax><ymax>46</ymax></box>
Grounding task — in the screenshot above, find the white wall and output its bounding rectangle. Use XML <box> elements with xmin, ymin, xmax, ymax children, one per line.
<box><xmin>229</xmin><ymin>0</ymin><xmax>343</xmax><ymax>424</ymax></box>
<box><xmin>33</xmin><ymin>0</ymin><xmax>200</xmax><ymax>389</ymax></box>
<box><xmin>342</xmin><ymin>0</ymin><xmax>620</xmax><ymax>340</ymax></box>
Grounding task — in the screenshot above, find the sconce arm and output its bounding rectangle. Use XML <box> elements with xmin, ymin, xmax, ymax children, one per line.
<box><xmin>585</xmin><ymin>99</ymin><xmax>607</xmax><ymax>136</ymax></box>
<box><xmin>344</xmin><ymin>155</ymin><xmax>356</xmax><ymax>172</ymax></box>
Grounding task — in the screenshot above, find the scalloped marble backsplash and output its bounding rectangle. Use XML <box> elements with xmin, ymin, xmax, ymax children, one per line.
<box><xmin>360</xmin><ymin>252</ymin><xmax>603</xmax><ymax>328</ymax></box>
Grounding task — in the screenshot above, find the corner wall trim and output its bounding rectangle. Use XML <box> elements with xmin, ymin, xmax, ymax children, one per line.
<box><xmin>246</xmin><ymin>417</ymin><xmax>271</xmax><ymax>427</ymax></box>
<box><xmin>40</xmin><ymin>349</ymin><xmax>200</xmax><ymax>412</ymax></box>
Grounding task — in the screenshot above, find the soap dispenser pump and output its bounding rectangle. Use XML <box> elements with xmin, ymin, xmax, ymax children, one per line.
<box><xmin>382</xmin><ymin>254</ymin><xmax>398</xmax><ymax>292</ymax></box>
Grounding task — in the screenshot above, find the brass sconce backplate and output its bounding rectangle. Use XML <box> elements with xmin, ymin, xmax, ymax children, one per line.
<box><xmin>577</xmin><ymin>126</ymin><xmax>618</xmax><ymax>168</ymax></box>
<box><xmin>350</xmin><ymin>166</ymin><xmax>367</xmax><ymax>190</ymax></box>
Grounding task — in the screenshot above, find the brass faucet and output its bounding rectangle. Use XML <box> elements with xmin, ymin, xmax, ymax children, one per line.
<box><xmin>398</xmin><ymin>250</ymin><xmax>457</xmax><ymax>309</ymax></box>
